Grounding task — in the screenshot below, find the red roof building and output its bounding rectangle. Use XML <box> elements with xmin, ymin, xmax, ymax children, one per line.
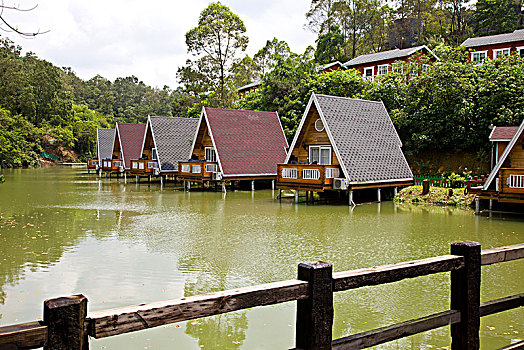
<box><xmin>461</xmin><ymin>29</ymin><xmax>524</xmax><ymax>63</ymax></box>
<box><xmin>489</xmin><ymin>126</ymin><xmax>520</xmax><ymax>169</ymax></box>
<box><xmin>113</xmin><ymin>123</ymin><xmax>147</xmax><ymax>170</ymax></box>
<box><xmin>178</xmin><ymin>107</ymin><xmax>288</xmax><ymax>185</ymax></box>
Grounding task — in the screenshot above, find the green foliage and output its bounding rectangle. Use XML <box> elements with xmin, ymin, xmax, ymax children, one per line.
<box><xmin>315</xmin><ymin>25</ymin><xmax>348</xmax><ymax>64</ymax></box>
<box><xmin>473</xmin><ymin>0</ymin><xmax>521</xmax><ymax>35</ymax></box>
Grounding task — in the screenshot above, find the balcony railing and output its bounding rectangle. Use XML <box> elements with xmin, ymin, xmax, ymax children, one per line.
<box><xmin>101</xmin><ymin>159</ymin><xmax>123</xmax><ymax>172</ymax></box>
<box><xmin>277</xmin><ymin>164</ymin><xmax>342</xmax><ymax>190</ymax></box>
<box><xmin>500</xmin><ymin>168</ymin><xmax>524</xmax><ymax>193</ymax></box>
<box><xmin>130</xmin><ymin>160</ymin><xmax>159</xmax><ymax>175</ymax></box>
<box><xmin>178</xmin><ymin>161</ymin><xmax>219</xmax><ymax>180</ymax></box>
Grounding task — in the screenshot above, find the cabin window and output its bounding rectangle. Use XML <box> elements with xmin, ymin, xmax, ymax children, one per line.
<box><xmin>392</xmin><ymin>62</ymin><xmax>403</xmax><ymax>73</ymax></box>
<box><xmin>422</xmin><ymin>64</ymin><xmax>430</xmax><ymax>73</ymax></box>
<box><xmin>205</xmin><ymin>147</ymin><xmax>216</xmax><ymax>162</ymax></box>
<box><xmin>518</xmin><ymin>47</ymin><xmax>524</xmax><ymax>58</ymax></box>
<box><xmin>471</xmin><ymin>51</ymin><xmax>487</xmax><ymax>64</ymax></box>
<box><xmin>314</xmin><ymin>118</ymin><xmax>325</xmax><ymax>132</ymax></box>
<box><xmin>377</xmin><ymin>64</ymin><xmax>388</xmax><ymax>76</ymax></box>
<box><xmin>493</xmin><ymin>48</ymin><xmax>510</xmax><ymax>58</ymax></box>
<box><xmin>363</xmin><ymin>67</ymin><xmax>374</xmax><ymax>81</ymax></box>
<box><xmin>152</xmin><ymin>148</ymin><xmax>158</xmax><ymax>161</ymax></box>
<box><xmin>309</xmin><ymin>146</ymin><xmax>331</xmax><ymax>165</ymax></box>
<box><xmin>507</xmin><ymin>174</ymin><xmax>524</xmax><ymax>188</ymax></box>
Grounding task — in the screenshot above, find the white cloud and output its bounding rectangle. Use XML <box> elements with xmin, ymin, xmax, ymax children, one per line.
<box><xmin>2</xmin><ymin>0</ymin><xmax>316</xmax><ymax>88</ymax></box>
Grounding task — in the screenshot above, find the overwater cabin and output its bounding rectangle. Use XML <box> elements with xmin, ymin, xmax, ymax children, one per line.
<box><xmin>276</xmin><ymin>93</ymin><xmax>413</xmax><ymax>204</ymax></box>
<box><xmin>102</xmin><ymin>123</ymin><xmax>146</xmax><ymax>175</ymax></box>
<box><xmin>93</xmin><ymin>128</ymin><xmax>115</xmax><ymax>174</ymax></box>
<box><xmin>177</xmin><ymin>107</ymin><xmax>288</xmax><ymax>190</ymax></box>
<box><xmin>471</xmin><ymin>119</ymin><xmax>524</xmax><ymax>207</ymax></box>
<box><xmin>130</xmin><ymin>116</ymin><xmax>199</xmax><ymax>179</ymax></box>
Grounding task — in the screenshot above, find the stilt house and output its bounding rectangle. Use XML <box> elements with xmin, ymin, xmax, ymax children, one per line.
<box><xmin>474</xmin><ymin>119</ymin><xmax>524</xmax><ymax>204</ymax></box>
<box><xmin>130</xmin><ymin>116</ymin><xmax>199</xmax><ymax>177</ymax></box>
<box><xmin>178</xmin><ymin>107</ymin><xmax>288</xmax><ymax>188</ymax></box>
<box><xmin>102</xmin><ymin>123</ymin><xmax>146</xmax><ymax>174</ymax></box>
<box><xmin>276</xmin><ymin>93</ymin><xmax>413</xmax><ymax>202</ymax></box>
<box><xmin>92</xmin><ymin>128</ymin><xmax>115</xmax><ymax>172</ymax></box>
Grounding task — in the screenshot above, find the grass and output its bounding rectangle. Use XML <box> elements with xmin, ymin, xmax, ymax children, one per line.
<box><xmin>395</xmin><ymin>185</ymin><xmax>476</xmax><ymax>208</ymax></box>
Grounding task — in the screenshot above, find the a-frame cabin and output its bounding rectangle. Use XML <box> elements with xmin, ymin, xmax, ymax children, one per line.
<box><xmin>177</xmin><ymin>107</ymin><xmax>288</xmax><ymax>190</ymax></box>
<box><xmin>276</xmin><ymin>93</ymin><xmax>413</xmax><ymax>204</ymax></box>
<box><xmin>88</xmin><ymin>128</ymin><xmax>114</xmax><ymax>173</ymax></box>
<box><xmin>101</xmin><ymin>123</ymin><xmax>146</xmax><ymax>175</ymax></box>
<box><xmin>130</xmin><ymin>116</ymin><xmax>199</xmax><ymax>179</ymax></box>
<box><xmin>473</xmin><ymin>119</ymin><xmax>524</xmax><ymax>207</ymax></box>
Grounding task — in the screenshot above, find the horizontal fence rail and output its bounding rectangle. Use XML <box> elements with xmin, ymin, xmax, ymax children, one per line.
<box><xmin>0</xmin><ymin>242</ymin><xmax>522</xmax><ymax>350</ymax></box>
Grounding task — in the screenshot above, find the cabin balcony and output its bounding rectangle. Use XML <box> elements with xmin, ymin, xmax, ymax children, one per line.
<box><xmin>101</xmin><ymin>159</ymin><xmax>124</xmax><ymax>173</ymax></box>
<box><xmin>177</xmin><ymin>161</ymin><xmax>220</xmax><ymax>182</ymax></box>
<box><xmin>276</xmin><ymin>164</ymin><xmax>342</xmax><ymax>191</ymax></box>
<box><xmin>130</xmin><ymin>159</ymin><xmax>159</xmax><ymax>175</ymax></box>
<box><xmin>87</xmin><ymin>158</ymin><xmax>99</xmax><ymax>170</ymax></box>
<box><xmin>500</xmin><ymin>168</ymin><xmax>524</xmax><ymax>194</ymax></box>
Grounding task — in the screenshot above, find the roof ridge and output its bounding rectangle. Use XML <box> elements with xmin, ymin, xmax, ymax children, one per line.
<box><xmin>204</xmin><ymin>107</ymin><xmax>277</xmax><ymax>114</ymax></box>
<box><xmin>315</xmin><ymin>93</ymin><xmax>383</xmax><ymax>104</ymax></box>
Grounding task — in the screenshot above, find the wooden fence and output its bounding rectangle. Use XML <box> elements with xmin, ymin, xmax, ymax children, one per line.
<box><xmin>1</xmin><ymin>241</ymin><xmax>523</xmax><ymax>350</ymax></box>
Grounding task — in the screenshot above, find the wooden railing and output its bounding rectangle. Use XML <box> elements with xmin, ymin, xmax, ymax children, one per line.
<box><xmin>101</xmin><ymin>159</ymin><xmax>123</xmax><ymax>172</ymax></box>
<box><xmin>178</xmin><ymin>161</ymin><xmax>218</xmax><ymax>180</ymax></box>
<box><xmin>1</xmin><ymin>242</ymin><xmax>522</xmax><ymax>350</ymax></box>
<box><xmin>86</xmin><ymin>158</ymin><xmax>98</xmax><ymax>170</ymax></box>
<box><xmin>277</xmin><ymin>164</ymin><xmax>342</xmax><ymax>191</ymax></box>
<box><xmin>130</xmin><ymin>159</ymin><xmax>158</xmax><ymax>175</ymax></box>
<box><xmin>500</xmin><ymin>168</ymin><xmax>524</xmax><ymax>194</ymax></box>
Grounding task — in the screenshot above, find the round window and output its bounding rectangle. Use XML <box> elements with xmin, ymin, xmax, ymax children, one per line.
<box><xmin>314</xmin><ymin>118</ymin><xmax>324</xmax><ymax>132</ymax></box>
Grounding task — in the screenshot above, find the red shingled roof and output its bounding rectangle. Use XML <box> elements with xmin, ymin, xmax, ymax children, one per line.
<box><xmin>204</xmin><ymin>108</ymin><xmax>288</xmax><ymax>176</ymax></box>
<box><xmin>490</xmin><ymin>126</ymin><xmax>519</xmax><ymax>141</ymax></box>
<box><xmin>116</xmin><ymin>123</ymin><xmax>147</xmax><ymax>169</ymax></box>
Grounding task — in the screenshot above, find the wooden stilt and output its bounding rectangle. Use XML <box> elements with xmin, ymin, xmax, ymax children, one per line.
<box><xmin>251</xmin><ymin>180</ymin><xmax>255</xmax><ymax>191</ymax></box>
<box><xmin>393</xmin><ymin>187</ymin><xmax>398</xmax><ymax>196</ymax></box>
<box><xmin>222</xmin><ymin>182</ymin><xmax>227</xmax><ymax>193</ymax></box>
<box><xmin>271</xmin><ymin>180</ymin><xmax>275</xmax><ymax>190</ymax></box>
<box><xmin>349</xmin><ymin>190</ymin><xmax>355</xmax><ymax>206</ymax></box>
<box><xmin>295</xmin><ymin>190</ymin><xmax>299</xmax><ymax>203</ymax></box>
<box><xmin>135</xmin><ymin>176</ymin><xmax>139</xmax><ymax>184</ymax></box>
<box><xmin>475</xmin><ymin>197</ymin><xmax>480</xmax><ymax>214</ymax></box>
<box><xmin>278</xmin><ymin>189</ymin><xmax>282</xmax><ymax>201</ymax></box>
<box><xmin>377</xmin><ymin>188</ymin><xmax>381</xmax><ymax>202</ymax></box>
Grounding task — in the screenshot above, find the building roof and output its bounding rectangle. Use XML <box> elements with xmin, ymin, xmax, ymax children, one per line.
<box><xmin>148</xmin><ymin>116</ymin><xmax>199</xmax><ymax>172</ymax></box>
<box><xmin>97</xmin><ymin>128</ymin><xmax>115</xmax><ymax>163</ymax></box>
<box><xmin>461</xmin><ymin>29</ymin><xmax>524</xmax><ymax>48</ymax></box>
<box><xmin>484</xmin><ymin>119</ymin><xmax>524</xmax><ymax>190</ymax></box>
<box><xmin>318</xmin><ymin>61</ymin><xmax>345</xmax><ymax>72</ymax></box>
<box><xmin>237</xmin><ymin>81</ymin><xmax>262</xmax><ymax>92</ymax></box>
<box><xmin>342</xmin><ymin>45</ymin><xmax>436</xmax><ymax>68</ymax></box>
<box><xmin>489</xmin><ymin>126</ymin><xmax>520</xmax><ymax>141</ymax></box>
<box><xmin>200</xmin><ymin>107</ymin><xmax>288</xmax><ymax>176</ymax></box>
<box><xmin>287</xmin><ymin>93</ymin><xmax>413</xmax><ymax>183</ymax></box>
<box><xmin>116</xmin><ymin>123</ymin><xmax>147</xmax><ymax>169</ymax></box>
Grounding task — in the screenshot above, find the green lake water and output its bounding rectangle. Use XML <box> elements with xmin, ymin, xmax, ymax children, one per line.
<box><xmin>0</xmin><ymin>168</ymin><xmax>522</xmax><ymax>349</ymax></box>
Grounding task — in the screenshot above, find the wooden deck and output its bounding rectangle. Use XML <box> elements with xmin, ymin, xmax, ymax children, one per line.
<box><xmin>129</xmin><ymin>159</ymin><xmax>159</xmax><ymax>175</ymax></box>
<box><xmin>86</xmin><ymin>158</ymin><xmax>98</xmax><ymax>170</ymax></box>
<box><xmin>467</xmin><ymin>168</ymin><xmax>524</xmax><ymax>204</ymax></box>
<box><xmin>177</xmin><ymin>161</ymin><xmax>219</xmax><ymax>182</ymax></box>
<box><xmin>101</xmin><ymin>159</ymin><xmax>123</xmax><ymax>173</ymax></box>
<box><xmin>276</xmin><ymin>164</ymin><xmax>342</xmax><ymax>191</ymax></box>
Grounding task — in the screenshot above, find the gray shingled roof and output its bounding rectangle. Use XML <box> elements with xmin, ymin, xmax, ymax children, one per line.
<box><xmin>342</xmin><ymin>45</ymin><xmax>434</xmax><ymax>67</ymax></box>
<box><xmin>314</xmin><ymin>94</ymin><xmax>413</xmax><ymax>183</ymax></box>
<box><xmin>237</xmin><ymin>81</ymin><xmax>261</xmax><ymax>92</ymax></box>
<box><xmin>97</xmin><ymin>128</ymin><xmax>115</xmax><ymax>163</ymax></box>
<box><xmin>461</xmin><ymin>29</ymin><xmax>524</xmax><ymax>48</ymax></box>
<box><xmin>149</xmin><ymin>116</ymin><xmax>199</xmax><ymax>172</ymax></box>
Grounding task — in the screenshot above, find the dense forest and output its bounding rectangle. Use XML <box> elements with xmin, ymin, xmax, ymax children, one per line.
<box><xmin>1</xmin><ymin>0</ymin><xmax>523</xmax><ymax>169</ymax></box>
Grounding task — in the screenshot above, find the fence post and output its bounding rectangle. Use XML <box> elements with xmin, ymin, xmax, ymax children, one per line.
<box><xmin>295</xmin><ymin>261</ymin><xmax>333</xmax><ymax>350</ymax></box>
<box><xmin>43</xmin><ymin>294</ymin><xmax>88</xmax><ymax>350</ymax></box>
<box><xmin>450</xmin><ymin>241</ymin><xmax>481</xmax><ymax>350</ymax></box>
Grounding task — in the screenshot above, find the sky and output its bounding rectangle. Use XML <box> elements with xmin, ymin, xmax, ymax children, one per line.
<box><xmin>4</xmin><ymin>0</ymin><xmax>317</xmax><ymax>88</ymax></box>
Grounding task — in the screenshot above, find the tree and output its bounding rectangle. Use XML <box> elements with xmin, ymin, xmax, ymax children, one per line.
<box><xmin>185</xmin><ymin>2</ymin><xmax>248</xmax><ymax>105</ymax></box>
<box><xmin>473</xmin><ymin>0</ymin><xmax>521</xmax><ymax>35</ymax></box>
<box><xmin>0</xmin><ymin>2</ymin><xmax>48</xmax><ymax>37</ymax></box>
<box><xmin>315</xmin><ymin>25</ymin><xmax>347</xmax><ymax>63</ymax></box>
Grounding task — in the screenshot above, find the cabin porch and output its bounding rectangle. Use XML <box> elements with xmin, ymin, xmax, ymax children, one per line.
<box><xmin>129</xmin><ymin>159</ymin><xmax>159</xmax><ymax>176</ymax></box>
<box><xmin>276</xmin><ymin>163</ymin><xmax>343</xmax><ymax>191</ymax></box>
<box><xmin>177</xmin><ymin>161</ymin><xmax>219</xmax><ymax>182</ymax></box>
<box><xmin>101</xmin><ymin>159</ymin><xmax>123</xmax><ymax>174</ymax></box>
<box><xmin>87</xmin><ymin>158</ymin><xmax>99</xmax><ymax>170</ymax></box>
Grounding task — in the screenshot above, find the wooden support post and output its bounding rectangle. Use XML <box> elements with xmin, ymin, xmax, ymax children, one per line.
<box><xmin>422</xmin><ymin>179</ymin><xmax>430</xmax><ymax>195</ymax></box>
<box><xmin>43</xmin><ymin>294</ymin><xmax>88</xmax><ymax>350</ymax></box>
<box><xmin>160</xmin><ymin>176</ymin><xmax>164</xmax><ymax>187</ymax></box>
<box><xmin>450</xmin><ymin>241</ymin><xmax>481</xmax><ymax>350</ymax></box>
<box><xmin>349</xmin><ymin>190</ymin><xmax>354</xmax><ymax>206</ymax></box>
<box><xmin>135</xmin><ymin>175</ymin><xmax>138</xmax><ymax>184</ymax></box>
<box><xmin>124</xmin><ymin>172</ymin><xmax>127</xmax><ymax>183</ymax></box>
<box><xmin>272</xmin><ymin>180</ymin><xmax>275</xmax><ymax>190</ymax></box>
<box><xmin>148</xmin><ymin>175</ymin><xmax>151</xmax><ymax>184</ymax></box>
<box><xmin>278</xmin><ymin>189</ymin><xmax>282</xmax><ymax>201</ymax></box>
<box><xmin>295</xmin><ymin>190</ymin><xmax>299</xmax><ymax>203</ymax></box>
<box><xmin>489</xmin><ymin>199</ymin><xmax>493</xmax><ymax>210</ymax></box>
<box><xmin>222</xmin><ymin>182</ymin><xmax>227</xmax><ymax>193</ymax></box>
<box><xmin>377</xmin><ymin>188</ymin><xmax>381</xmax><ymax>202</ymax></box>
<box><xmin>187</xmin><ymin>181</ymin><xmax>191</xmax><ymax>191</ymax></box>
<box><xmin>296</xmin><ymin>262</ymin><xmax>333</xmax><ymax>350</ymax></box>
<box><xmin>251</xmin><ymin>180</ymin><xmax>255</xmax><ymax>191</ymax></box>
<box><xmin>475</xmin><ymin>197</ymin><xmax>480</xmax><ymax>215</ymax></box>
<box><xmin>393</xmin><ymin>187</ymin><xmax>398</xmax><ymax>196</ymax></box>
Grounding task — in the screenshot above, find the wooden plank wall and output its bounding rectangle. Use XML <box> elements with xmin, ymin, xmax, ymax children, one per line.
<box><xmin>192</xmin><ymin>122</ymin><xmax>213</xmax><ymax>160</ymax></box>
<box><xmin>508</xmin><ymin>133</ymin><xmax>524</xmax><ymax>168</ymax></box>
<box><xmin>290</xmin><ymin>106</ymin><xmax>340</xmax><ymax>166</ymax></box>
<box><xmin>142</xmin><ymin>125</ymin><xmax>154</xmax><ymax>159</ymax></box>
